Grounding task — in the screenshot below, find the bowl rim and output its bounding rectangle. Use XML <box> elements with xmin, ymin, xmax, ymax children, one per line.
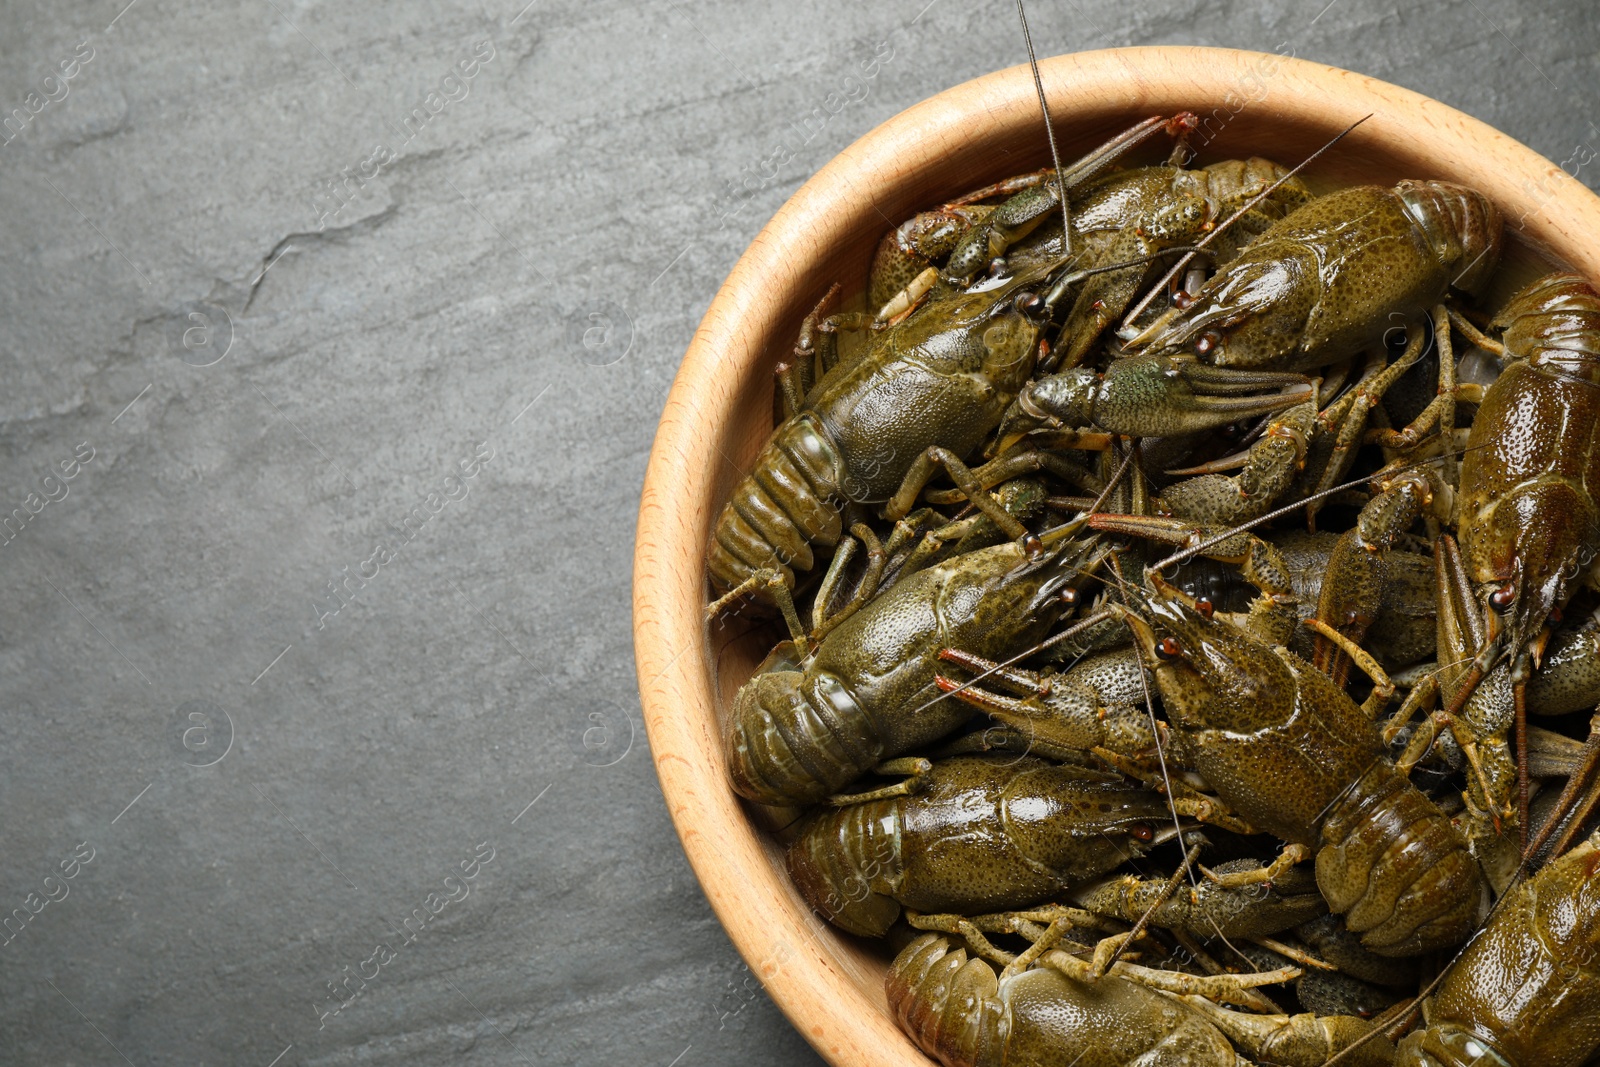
<box><xmin>633</xmin><ymin>44</ymin><xmax>1600</xmax><ymax>1067</ymax></box>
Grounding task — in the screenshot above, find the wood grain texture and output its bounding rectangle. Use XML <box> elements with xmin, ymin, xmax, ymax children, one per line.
<box><xmin>632</xmin><ymin>46</ymin><xmax>1600</xmax><ymax>1067</ymax></box>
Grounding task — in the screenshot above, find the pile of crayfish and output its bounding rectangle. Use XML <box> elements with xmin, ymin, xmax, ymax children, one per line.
<box><xmin>705</xmin><ymin>113</ymin><xmax>1600</xmax><ymax>1067</ymax></box>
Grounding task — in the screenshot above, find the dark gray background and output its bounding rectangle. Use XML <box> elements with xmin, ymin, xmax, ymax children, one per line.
<box><xmin>0</xmin><ymin>1</ymin><xmax>1593</xmax><ymax>1064</ymax></box>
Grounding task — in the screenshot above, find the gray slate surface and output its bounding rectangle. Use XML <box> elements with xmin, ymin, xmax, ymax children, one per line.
<box><xmin>0</xmin><ymin>1</ymin><xmax>1594</xmax><ymax>1064</ymax></box>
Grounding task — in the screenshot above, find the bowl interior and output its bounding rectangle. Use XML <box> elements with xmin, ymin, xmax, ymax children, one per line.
<box><xmin>636</xmin><ymin>45</ymin><xmax>1600</xmax><ymax>1067</ymax></box>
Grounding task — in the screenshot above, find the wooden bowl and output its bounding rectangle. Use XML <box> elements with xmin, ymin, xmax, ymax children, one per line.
<box><xmin>633</xmin><ymin>45</ymin><xmax>1600</xmax><ymax>1067</ymax></box>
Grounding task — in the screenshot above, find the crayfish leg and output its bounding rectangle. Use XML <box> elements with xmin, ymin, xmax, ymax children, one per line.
<box><xmin>1202</xmin><ymin>843</ymin><xmax>1311</xmax><ymax>889</ymax></box>
<box><xmin>884</xmin><ymin>447</ymin><xmax>1035</xmax><ymax>549</ymax></box>
<box><xmin>1526</xmin><ymin>708</ymin><xmax>1600</xmax><ymax>863</ymax></box>
<box><xmin>826</xmin><ymin>757</ymin><xmax>931</xmax><ymax>806</ymax></box>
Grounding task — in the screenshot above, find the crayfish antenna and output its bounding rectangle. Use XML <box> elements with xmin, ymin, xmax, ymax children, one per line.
<box><xmin>1012</xmin><ymin>0</ymin><xmax>1071</xmax><ymax>258</ymax></box>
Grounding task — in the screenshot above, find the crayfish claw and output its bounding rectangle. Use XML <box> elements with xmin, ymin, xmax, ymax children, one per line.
<box><xmin>1092</xmin><ymin>355</ymin><xmax>1313</xmax><ymax>438</ymax></box>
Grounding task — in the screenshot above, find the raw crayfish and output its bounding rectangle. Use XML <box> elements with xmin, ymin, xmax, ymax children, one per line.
<box><xmin>701</xmin><ymin>59</ymin><xmax>1600</xmax><ymax>1066</ymax></box>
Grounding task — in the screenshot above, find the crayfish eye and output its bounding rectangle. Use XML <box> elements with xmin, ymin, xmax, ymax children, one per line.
<box><xmin>1170</xmin><ymin>289</ymin><xmax>1194</xmax><ymax>309</ymax></box>
<box><xmin>1194</xmin><ymin>598</ymin><xmax>1215</xmax><ymax>620</ymax></box>
<box><xmin>1194</xmin><ymin>330</ymin><xmax>1222</xmax><ymax>356</ymax></box>
<box><xmin>1129</xmin><ymin>823</ymin><xmax>1155</xmax><ymax>842</ymax></box>
<box><xmin>1059</xmin><ymin>588</ymin><xmax>1079</xmax><ymax>606</ymax></box>
<box><xmin>1156</xmin><ymin>636</ymin><xmax>1185</xmax><ymax>660</ymax></box>
<box><xmin>1490</xmin><ymin>586</ymin><xmax>1517</xmax><ymax>613</ymax></box>
<box><xmin>1014</xmin><ymin>291</ymin><xmax>1046</xmax><ymax>320</ymax></box>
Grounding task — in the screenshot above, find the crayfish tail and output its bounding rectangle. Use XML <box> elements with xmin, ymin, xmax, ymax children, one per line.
<box><xmin>726</xmin><ymin>669</ymin><xmax>880</xmax><ymax>808</ymax></box>
<box><xmin>707</xmin><ymin>412</ymin><xmax>847</xmax><ymax>598</ymax></box>
<box><xmin>787</xmin><ymin>801</ymin><xmax>904</xmax><ymax>938</ymax></box>
<box><xmin>1316</xmin><ymin>758</ymin><xmax>1484</xmax><ymax>957</ymax></box>
<box><xmin>886</xmin><ymin>934</ymin><xmax>1004</xmax><ymax>1067</ymax></box>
